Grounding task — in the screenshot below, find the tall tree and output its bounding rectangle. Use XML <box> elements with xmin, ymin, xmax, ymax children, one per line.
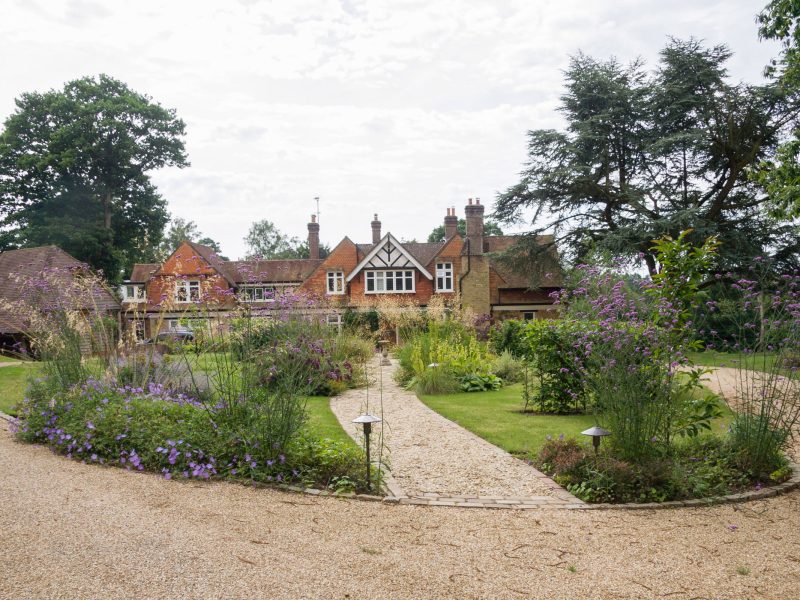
<box><xmin>243</xmin><ymin>219</ymin><xmax>328</xmax><ymax>259</ymax></box>
<box><xmin>0</xmin><ymin>74</ymin><xmax>188</xmax><ymax>280</ymax></box>
<box><xmin>426</xmin><ymin>218</ymin><xmax>503</xmax><ymax>242</ymax></box>
<box><xmin>494</xmin><ymin>39</ymin><xmax>800</xmax><ymax>277</ymax></box>
<box><xmin>158</xmin><ymin>217</ymin><xmax>226</xmax><ymax>260</ymax></box>
<box><xmin>757</xmin><ymin>1</ymin><xmax>800</xmax><ymax>218</ymax></box>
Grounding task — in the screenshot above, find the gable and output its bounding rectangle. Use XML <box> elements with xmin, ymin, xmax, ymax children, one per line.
<box><xmin>346</xmin><ymin>233</ymin><xmax>433</xmax><ymax>282</ymax></box>
<box><xmin>155</xmin><ymin>242</ymin><xmax>226</xmax><ymax>282</ymax></box>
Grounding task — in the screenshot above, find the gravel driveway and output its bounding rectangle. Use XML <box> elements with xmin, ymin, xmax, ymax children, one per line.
<box><xmin>2</xmin><ymin>422</ymin><xmax>800</xmax><ymax>599</ymax></box>
<box><xmin>329</xmin><ymin>359</ymin><xmax>560</xmax><ymax>499</ymax></box>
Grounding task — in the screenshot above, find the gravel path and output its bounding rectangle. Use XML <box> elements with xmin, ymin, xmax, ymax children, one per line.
<box><xmin>329</xmin><ymin>359</ymin><xmax>561</xmax><ymax>499</ymax></box>
<box><xmin>2</xmin><ymin>423</ymin><xmax>800</xmax><ymax>599</ymax></box>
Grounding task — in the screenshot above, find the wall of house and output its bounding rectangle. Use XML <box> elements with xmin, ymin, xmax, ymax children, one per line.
<box><xmin>298</xmin><ymin>238</ymin><xmax>359</xmax><ymax>306</ymax></box>
<box><xmin>145</xmin><ymin>243</ymin><xmax>234</xmax><ymax>309</ymax></box>
<box><xmin>460</xmin><ymin>255</ymin><xmax>491</xmax><ymax>315</ymax></box>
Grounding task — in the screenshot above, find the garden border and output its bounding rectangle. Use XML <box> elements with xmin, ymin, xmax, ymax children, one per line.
<box><xmin>3</xmin><ymin>411</ymin><xmax>797</xmax><ymax>510</ymax></box>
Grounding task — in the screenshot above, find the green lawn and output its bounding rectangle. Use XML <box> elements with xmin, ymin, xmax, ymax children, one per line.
<box><xmin>0</xmin><ymin>364</ymin><xmax>41</xmax><ymax>416</ymax></box>
<box><xmin>420</xmin><ymin>384</ymin><xmax>597</xmax><ymax>460</ymax></box>
<box><xmin>304</xmin><ymin>395</ymin><xmax>357</xmax><ymax>447</ymax></box>
<box><xmin>688</xmin><ymin>350</ymin><xmax>781</xmax><ymax>372</ymax></box>
<box><xmin>420</xmin><ymin>382</ymin><xmax>736</xmax><ymax>460</ymax></box>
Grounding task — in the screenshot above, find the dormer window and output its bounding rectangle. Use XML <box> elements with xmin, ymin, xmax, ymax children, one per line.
<box><xmin>121</xmin><ymin>284</ymin><xmax>146</xmax><ymax>302</ymax></box>
<box><xmin>326</xmin><ymin>271</ymin><xmax>345</xmax><ymax>295</ymax></box>
<box><xmin>175</xmin><ymin>280</ymin><xmax>201</xmax><ymax>303</ymax></box>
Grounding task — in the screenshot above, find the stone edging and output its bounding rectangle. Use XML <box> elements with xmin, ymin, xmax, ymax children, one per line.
<box><xmin>3</xmin><ymin>410</ymin><xmax>797</xmax><ymax>510</ymax></box>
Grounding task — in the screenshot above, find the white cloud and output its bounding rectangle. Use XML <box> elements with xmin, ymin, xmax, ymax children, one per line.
<box><xmin>0</xmin><ymin>0</ymin><xmax>782</xmax><ymax>259</ymax></box>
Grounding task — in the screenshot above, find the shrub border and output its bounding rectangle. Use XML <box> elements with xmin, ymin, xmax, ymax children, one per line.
<box><xmin>2</xmin><ymin>410</ymin><xmax>797</xmax><ymax>510</ymax></box>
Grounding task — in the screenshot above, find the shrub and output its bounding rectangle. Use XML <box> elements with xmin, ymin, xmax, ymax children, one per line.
<box><xmin>491</xmin><ymin>350</ymin><xmax>525</xmax><ymax>383</ymax></box>
<box><xmin>412</xmin><ymin>365</ymin><xmax>459</xmax><ymax>395</ymax></box>
<box><xmin>523</xmin><ymin>319</ymin><xmax>590</xmax><ymax>414</ymax></box>
<box><xmin>489</xmin><ymin>319</ymin><xmax>528</xmax><ymax>357</ymax></box>
<box><xmin>536</xmin><ymin>437</ymin><xmax>589</xmax><ymax>478</ymax></box>
<box><xmin>16</xmin><ymin>379</ymin><xmax>372</xmax><ymax>491</ymax></box>
<box><xmin>459</xmin><ymin>373</ymin><xmax>503</xmax><ymax>392</ymax></box>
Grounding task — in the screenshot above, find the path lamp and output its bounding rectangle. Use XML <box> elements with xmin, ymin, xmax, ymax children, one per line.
<box><xmin>352</xmin><ymin>414</ymin><xmax>382</xmax><ymax>492</ymax></box>
<box><xmin>581</xmin><ymin>426</ymin><xmax>611</xmax><ymax>458</ymax></box>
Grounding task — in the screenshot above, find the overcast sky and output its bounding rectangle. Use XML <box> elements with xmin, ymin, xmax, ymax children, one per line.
<box><xmin>0</xmin><ymin>0</ymin><xmax>779</xmax><ymax>260</ymax></box>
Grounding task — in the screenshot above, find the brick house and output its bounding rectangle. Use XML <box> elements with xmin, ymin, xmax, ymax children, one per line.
<box><xmin>120</xmin><ymin>199</ymin><xmax>559</xmax><ymax>338</ymax></box>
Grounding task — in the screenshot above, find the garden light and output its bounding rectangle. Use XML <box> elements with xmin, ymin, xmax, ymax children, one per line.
<box><xmin>581</xmin><ymin>426</ymin><xmax>611</xmax><ymax>456</ymax></box>
<box><xmin>352</xmin><ymin>414</ymin><xmax>382</xmax><ymax>492</ymax></box>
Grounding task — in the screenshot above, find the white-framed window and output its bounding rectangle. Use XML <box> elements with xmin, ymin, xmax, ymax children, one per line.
<box><xmin>326</xmin><ymin>313</ymin><xmax>342</xmax><ymax>332</ymax></box>
<box><xmin>365</xmin><ymin>270</ymin><xmax>415</xmax><ymax>294</ymax></box>
<box><xmin>326</xmin><ymin>271</ymin><xmax>345</xmax><ymax>295</ymax></box>
<box><xmin>435</xmin><ymin>262</ymin><xmax>453</xmax><ymax>292</ymax></box>
<box><xmin>133</xmin><ymin>320</ymin><xmax>145</xmax><ymax>341</ymax></box>
<box><xmin>240</xmin><ymin>286</ymin><xmax>276</xmax><ymax>302</ymax></box>
<box><xmin>522</xmin><ymin>311</ymin><xmax>536</xmax><ymax>321</ymax></box>
<box><xmin>121</xmin><ymin>284</ymin><xmax>146</xmax><ymax>302</ymax></box>
<box><xmin>175</xmin><ymin>280</ymin><xmax>201</xmax><ymax>303</ymax></box>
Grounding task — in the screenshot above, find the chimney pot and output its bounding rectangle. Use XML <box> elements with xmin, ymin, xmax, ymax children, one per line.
<box><xmin>371</xmin><ymin>214</ymin><xmax>382</xmax><ymax>244</ymax></box>
<box><xmin>464</xmin><ymin>197</ymin><xmax>485</xmax><ymax>255</ymax></box>
<box><xmin>307</xmin><ymin>214</ymin><xmax>320</xmax><ymax>259</ymax></box>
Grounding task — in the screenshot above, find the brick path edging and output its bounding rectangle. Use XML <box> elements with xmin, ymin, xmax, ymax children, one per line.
<box><xmin>275</xmin><ymin>462</ymin><xmax>800</xmax><ymax>510</ymax></box>
<box><xmin>3</xmin><ymin>410</ymin><xmax>797</xmax><ymax>510</ymax></box>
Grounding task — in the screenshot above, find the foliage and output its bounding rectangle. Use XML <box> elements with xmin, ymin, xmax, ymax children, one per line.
<box><xmin>396</xmin><ymin>318</ymin><xmax>493</xmax><ymax>394</ymax></box>
<box><xmin>0</xmin><ymin>74</ymin><xmax>188</xmax><ymax>280</ymax></box>
<box><xmin>243</xmin><ymin>219</ymin><xmax>329</xmax><ymax>259</ymax></box>
<box><xmin>524</xmin><ymin>320</ymin><xmax>590</xmax><ymax>414</ymax></box>
<box><xmin>537</xmin><ymin>435</ymin><xmax>759</xmax><ymax>504</ymax></box>
<box><xmin>342</xmin><ymin>308</ymin><xmax>380</xmax><ymax>337</ymax></box>
<box><xmin>494</xmin><ymin>38</ymin><xmax>800</xmax><ymax>275</ymax></box>
<box><xmin>490</xmin><ymin>350</ymin><xmax>525</xmax><ymax>383</ymax></box>
<box><xmin>459</xmin><ymin>373</ymin><xmax>503</xmax><ymax>392</ymax></box>
<box><xmin>158</xmin><ymin>217</ymin><xmax>226</xmax><ymax>260</ymax></box>
<box><xmin>489</xmin><ymin>319</ymin><xmax>528</xmax><ymax>357</ymax></box>
<box><xmin>426</xmin><ymin>217</ymin><xmax>503</xmax><ymax>242</ymax></box>
<box><xmin>15</xmin><ymin>379</ymin><xmax>370</xmax><ymax>491</ymax></box>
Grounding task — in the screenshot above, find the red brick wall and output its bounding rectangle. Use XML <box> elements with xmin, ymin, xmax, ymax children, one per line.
<box><xmin>145</xmin><ymin>243</ymin><xmax>234</xmax><ymax>309</ymax></box>
<box><xmin>298</xmin><ymin>238</ymin><xmax>359</xmax><ymax>306</ymax></box>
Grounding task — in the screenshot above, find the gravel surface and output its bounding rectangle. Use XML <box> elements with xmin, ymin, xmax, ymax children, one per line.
<box><xmin>2</xmin><ymin>423</ymin><xmax>800</xmax><ymax>599</ymax></box>
<box><xmin>329</xmin><ymin>359</ymin><xmax>557</xmax><ymax>498</ymax></box>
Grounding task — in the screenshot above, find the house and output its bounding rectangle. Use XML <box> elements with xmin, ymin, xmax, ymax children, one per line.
<box><xmin>120</xmin><ymin>199</ymin><xmax>560</xmax><ymax>339</ymax></box>
<box><xmin>0</xmin><ymin>246</ymin><xmax>121</xmax><ymax>354</ymax></box>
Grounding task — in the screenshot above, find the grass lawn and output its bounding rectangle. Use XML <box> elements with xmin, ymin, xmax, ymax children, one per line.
<box><xmin>420</xmin><ymin>384</ymin><xmax>597</xmax><ymax>460</ymax></box>
<box><xmin>0</xmin><ymin>364</ymin><xmax>41</xmax><ymax>416</ymax></box>
<box><xmin>420</xmin><ymin>382</ymin><xmax>736</xmax><ymax>461</ymax></box>
<box><xmin>688</xmin><ymin>350</ymin><xmax>781</xmax><ymax>372</ymax></box>
<box><xmin>304</xmin><ymin>395</ymin><xmax>357</xmax><ymax>448</ymax></box>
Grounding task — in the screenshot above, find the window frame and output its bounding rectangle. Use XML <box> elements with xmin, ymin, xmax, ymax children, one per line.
<box><xmin>122</xmin><ymin>284</ymin><xmax>146</xmax><ymax>302</ymax></box>
<box><xmin>175</xmin><ymin>280</ymin><xmax>201</xmax><ymax>303</ymax></box>
<box><xmin>435</xmin><ymin>262</ymin><xmax>454</xmax><ymax>292</ymax></box>
<box><xmin>240</xmin><ymin>285</ymin><xmax>276</xmax><ymax>303</ymax></box>
<box><xmin>326</xmin><ymin>271</ymin><xmax>345</xmax><ymax>295</ymax></box>
<box><xmin>364</xmin><ymin>269</ymin><xmax>416</xmax><ymax>294</ymax></box>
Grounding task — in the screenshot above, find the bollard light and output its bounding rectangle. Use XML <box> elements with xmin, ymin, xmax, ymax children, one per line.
<box><xmin>352</xmin><ymin>414</ymin><xmax>382</xmax><ymax>491</ymax></box>
<box><xmin>581</xmin><ymin>426</ymin><xmax>611</xmax><ymax>457</ymax></box>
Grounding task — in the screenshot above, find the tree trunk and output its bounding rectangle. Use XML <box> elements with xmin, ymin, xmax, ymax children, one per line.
<box><xmin>103</xmin><ymin>191</ymin><xmax>112</xmax><ymax>230</ymax></box>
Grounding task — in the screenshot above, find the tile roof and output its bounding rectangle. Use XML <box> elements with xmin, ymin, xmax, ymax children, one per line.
<box><xmin>231</xmin><ymin>259</ymin><xmax>324</xmax><ymax>283</ymax></box>
<box><xmin>0</xmin><ymin>246</ymin><xmax>120</xmax><ymax>334</ymax></box>
<box><xmin>484</xmin><ymin>235</ymin><xmax>562</xmax><ymax>288</ymax></box>
<box><xmin>129</xmin><ymin>263</ymin><xmax>158</xmax><ymax>282</ymax></box>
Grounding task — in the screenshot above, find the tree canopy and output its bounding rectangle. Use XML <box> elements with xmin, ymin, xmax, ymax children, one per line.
<box><xmin>0</xmin><ymin>74</ymin><xmax>188</xmax><ymax>280</ymax></box>
<box><xmin>426</xmin><ymin>218</ymin><xmax>503</xmax><ymax>243</ymax></box>
<box><xmin>158</xmin><ymin>217</ymin><xmax>226</xmax><ymax>260</ymax></box>
<box><xmin>244</xmin><ymin>219</ymin><xmax>329</xmax><ymax>259</ymax></box>
<box><xmin>494</xmin><ymin>38</ymin><xmax>800</xmax><ymax>276</ymax></box>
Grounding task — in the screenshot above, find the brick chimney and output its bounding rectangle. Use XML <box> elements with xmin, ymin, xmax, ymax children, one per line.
<box><xmin>444</xmin><ymin>207</ymin><xmax>458</xmax><ymax>239</ymax></box>
<box><xmin>464</xmin><ymin>198</ymin><xmax>484</xmax><ymax>255</ymax></box>
<box><xmin>308</xmin><ymin>214</ymin><xmax>320</xmax><ymax>259</ymax></box>
<box><xmin>371</xmin><ymin>213</ymin><xmax>381</xmax><ymax>244</ymax></box>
